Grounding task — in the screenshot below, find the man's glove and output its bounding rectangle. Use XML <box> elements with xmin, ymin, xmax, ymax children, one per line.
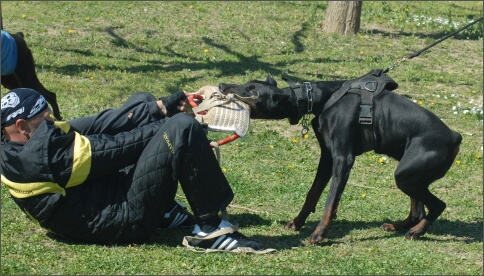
<box><xmin>160</xmin><ymin>91</ymin><xmax>187</xmax><ymax>117</ymax></box>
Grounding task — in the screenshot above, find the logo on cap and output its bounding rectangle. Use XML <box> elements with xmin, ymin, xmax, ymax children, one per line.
<box><xmin>29</xmin><ymin>96</ymin><xmax>47</xmax><ymax>118</ymax></box>
<box><xmin>1</xmin><ymin>92</ymin><xmax>20</xmax><ymax>109</ymax></box>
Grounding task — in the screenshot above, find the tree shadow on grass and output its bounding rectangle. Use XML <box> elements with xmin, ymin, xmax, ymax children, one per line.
<box><xmin>39</xmin><ymin>23</ymin><xmax>350</xmax><ymax>93</ymax></box>
<box><xmin>36</xmin><ymin>11</ymin><xmax>482</xmax><ymax>95</ymax></box>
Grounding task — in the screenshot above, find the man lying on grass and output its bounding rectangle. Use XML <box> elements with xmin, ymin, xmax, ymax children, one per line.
<box><xmin>0</xmin><ymin>88</ymin><xmax>274</xmax><ymax>254</ymax></box>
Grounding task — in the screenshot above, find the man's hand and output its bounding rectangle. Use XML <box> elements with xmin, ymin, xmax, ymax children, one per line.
<box><xmin>159</xmin><ymin>91</ymin><xmax>188</xmax><ymax>117</ymax></box>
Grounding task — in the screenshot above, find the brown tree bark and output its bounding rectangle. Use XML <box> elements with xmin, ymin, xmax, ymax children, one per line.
<box><xmin>322</xmin><ymin>1</ymin><xmax>362</xmax><ymax>35</ymax></box>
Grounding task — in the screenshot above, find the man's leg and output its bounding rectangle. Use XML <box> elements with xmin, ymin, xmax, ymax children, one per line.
<box><xmin>121</xmin><ymin>92</ymin><xmax>156</xmax><ymax>108</ymax></box>
<box><xmin>161</xmin><ymin>115</ymin><xmax>268</xmax><ymax>252</ymax></box>
<box><xmin>120</xmin><ymin>113</ymin><xmax>233</xmax><ymax>241</ymax></box>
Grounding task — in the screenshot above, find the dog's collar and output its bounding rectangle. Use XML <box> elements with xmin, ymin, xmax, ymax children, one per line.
<box><xmin>282</xmin><ymin>76</ymin><xmax>313</xmax><ymax>115</ymax></box>
<box><xmin>282</xmin><ymin>76</ymin><xmax>314</xmax><ymax>134</ymax></box>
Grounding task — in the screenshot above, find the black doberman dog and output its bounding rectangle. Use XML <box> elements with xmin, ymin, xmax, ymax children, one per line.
<box><xmin>219</xmin><ymin>70</ymin><xmax>462</xmax><ymax>244</ymax></box>
<box><xmin>1</xmin><ymin>31</ymin><xmax>62</xmax><ymax>120</ymax></box>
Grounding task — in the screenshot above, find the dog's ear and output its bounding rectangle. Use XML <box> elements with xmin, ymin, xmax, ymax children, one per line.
<box><xmin>266</xmin><ymin>75</ymin><xmax>277</xmax><ymax>87</ymax></box>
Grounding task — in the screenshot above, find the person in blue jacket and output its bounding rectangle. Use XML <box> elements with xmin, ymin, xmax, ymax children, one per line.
<box><xmin>1</xmin><ymin>88</ymin><xmax>269</xmax><ymax>253</ymax></box>
<box><xmin>1</xmin><ymin>30</ymin><xmax>18</xmax><ymax>76</ymax></box>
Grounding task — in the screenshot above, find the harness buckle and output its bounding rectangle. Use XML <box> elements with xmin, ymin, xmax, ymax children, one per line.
<box><xmin>364</xmin><ymin>81</ymin><xmax>377</xmax><ymax>92</ymax></box>
<box><xmin>359</xmin><ymin>105</ymin><xmax>372</xmax><ymax>125</ymax></box>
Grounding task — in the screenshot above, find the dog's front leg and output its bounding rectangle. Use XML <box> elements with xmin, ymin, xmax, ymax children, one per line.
<box><xmin>285</xmin><ymin>118</ymin><xmax>333</xmax><ymax>231</ymax></box>
<box><xmin>310</xmin><ymin>153</ymin><xmax>355</xmax><ymax>244</ymax></box>
<box><xmin>285</xmin><ymin>147</ymin><xmax>333</xmax><ymax>231</ymax></box>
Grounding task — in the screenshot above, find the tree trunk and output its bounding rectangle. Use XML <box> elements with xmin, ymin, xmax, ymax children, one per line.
<box><xmin>322</xmin><ymin>1</ymin><xmax>362</xmax><ymax>35</ymax></box>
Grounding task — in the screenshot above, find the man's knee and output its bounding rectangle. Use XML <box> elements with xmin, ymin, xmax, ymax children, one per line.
<box><xmin>163</xmin><ymin>113</ymin><xmax>207</xmax><ymax>148</ymax></box>
<box><xmin>170</xmin><ymin>113</ymin><xmax>201</xmax><ymax>130</ymax></box>
<box><xmin>125</xmin><ymin>92</ymin><xmax>157</xmax><ymax>106</ymax></box>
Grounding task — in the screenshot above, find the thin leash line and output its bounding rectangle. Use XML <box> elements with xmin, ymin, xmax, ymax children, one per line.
<box><xmin>383</xmin><ymin>16</ymin><xmax>483</xmax><ymax>73</ymax></box>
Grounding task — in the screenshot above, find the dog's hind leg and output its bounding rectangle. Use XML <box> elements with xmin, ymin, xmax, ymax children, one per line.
<box><xmin>1</xmin><ymin>74</ymin><xmax>21</xmax><ymax>90</ymax></box>
<box><xmin>403</xmin><ymin>191</ymin><xmax>445</xmax><ymax>240</ymax></box>
<box><xmin>11</xmin><ymin>32</ymin><xmax>62</xmax><ymax>120</ymax></box>
<box><xmin>383</xmin><ymin>143</ymin><xmax>455</xmax><ymax>239</ymax></box>
<box><xmin>382</xmin><ymin>198</ymin><xmax>425</xmax><ymax>231</ymax></box>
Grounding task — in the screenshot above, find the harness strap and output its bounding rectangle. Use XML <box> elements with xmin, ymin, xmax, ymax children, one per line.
<box><xmin>349</xmin><ymin>79</ymin><xmax>376</xmax><ymax>125</ymax></box>
<box><xmin>352</xmin><ymin>86</ymin><xmax>376</xmax><ymax>152</ymax></box>
<box><xmin>322</xmin><ymin>81</ymin><xmax>352</xmax><ymax>113</ymax></box>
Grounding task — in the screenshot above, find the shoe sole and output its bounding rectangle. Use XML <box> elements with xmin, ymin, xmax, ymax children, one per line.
<box><xmin>184</xmin><ymin>246</ymin><xmax>277</xmax><ymax>254</ymax></box>
<box><xmin>182</xmin><ymin>225</ymin><xmax>276</xmax><ymax>254</ymax></box>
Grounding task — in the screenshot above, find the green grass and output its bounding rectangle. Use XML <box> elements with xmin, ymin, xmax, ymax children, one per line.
<box><xmin>1</xmin><ymin>1</ymin><xmax>483</xmax><ymax>275</ymax></box>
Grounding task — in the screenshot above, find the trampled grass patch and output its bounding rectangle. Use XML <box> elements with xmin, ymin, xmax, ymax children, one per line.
<box><xmin>1</xmin><ymin>1</ymin><xmax>482</xmax><ymax>275</ymax></box>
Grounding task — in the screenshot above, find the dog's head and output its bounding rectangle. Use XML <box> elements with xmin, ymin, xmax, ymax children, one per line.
<box><xmin>219</xmin><ymin>75</ymin><xmax>301</xmax><ymax>124</ymax></box>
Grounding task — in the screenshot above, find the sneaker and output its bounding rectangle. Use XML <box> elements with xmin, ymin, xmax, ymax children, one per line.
<box><xmin>191</xmin><ymin>219</ymin><xmax>235</xmax><ymax>237</ymax></box>
<box><xmin>158</xmin><ymin>200</ymin><xmax>196</xmax><ymax>230</ymax></box>
<box><xmin>183</xmin><ymin>220</ymin><xmax>276</xmax><ymax>254</ymax></box>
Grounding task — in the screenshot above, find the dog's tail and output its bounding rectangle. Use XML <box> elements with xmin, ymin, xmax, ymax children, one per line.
<box><xmin>451</xmin><ymin>131</ymin><xmax>463</xmax><ymax>161</ymax></box>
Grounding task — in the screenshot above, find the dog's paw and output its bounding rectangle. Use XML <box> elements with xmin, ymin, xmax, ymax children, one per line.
<box><xmin>381</xmin><ymin>223</ymin><xmax>397</xmax><ymax>232</ymax></box>
<box><xmin>404</xmin><ymin>219</ymin><xmax>430</xmax><ymax>240</ymax></box>
<box><xmin>284</xmin><ymin>220</ymin><xmax>303</xmax><ymax>231</ymax></box>
<box><xmin>404</xmin><ymin>231</ymin><xmax>422</xmax><ymax>240</ymax></box>
<box><xmin>309</xmin><ymin>232</ymin><xmax>324</xmax><ymax>244</ymax></box>
<box><xmin>284</xmin><ymin>221</ymin><xmax>298</xmax><ymax>230</ymax></box>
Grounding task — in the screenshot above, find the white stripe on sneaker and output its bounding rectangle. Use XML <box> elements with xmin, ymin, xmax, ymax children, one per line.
<box><xmin>169</xmin><ymin>213</ymin><xmax>187</xmax><ymax>228</ymax></box>
<box><xmin>211</xmin><ymin>235</ymin><xmax>226</xmax><ymax>249</ymax></box>
<box><xmin>218</xmin><ymin>237</ymin><xmax>233</xmax><ymax>249</ymax></box>
<box><xmin>210</xmin><ymin>235</ymin><xmax>239</xmax><ymax>250</ymax></box>
<box><xmin>226</xmin><ymin>240</ymin><xmax>238</xmax><ymax>250</ymax></box>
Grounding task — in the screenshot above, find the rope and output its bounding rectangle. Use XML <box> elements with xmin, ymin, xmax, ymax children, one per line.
<box><xmin>384</xmin><ymin>16</ymin><xmax>483</xmax><ymax>73</ymax></box>
<box><xmin>210</xmin><ymin>141</ymin><xmax>221</xmax><ymax>163</ymax></box>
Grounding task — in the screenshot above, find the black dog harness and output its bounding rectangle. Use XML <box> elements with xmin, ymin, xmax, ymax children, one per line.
<box><xmin>323</xmin><ymin>69</ymin><xmax>398</xmax><ymax>151</ymax></box>
<box><xmin>283</xmin><ymin>70</ymin><xmax>398</xmax><ymax>151</ymax></box>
